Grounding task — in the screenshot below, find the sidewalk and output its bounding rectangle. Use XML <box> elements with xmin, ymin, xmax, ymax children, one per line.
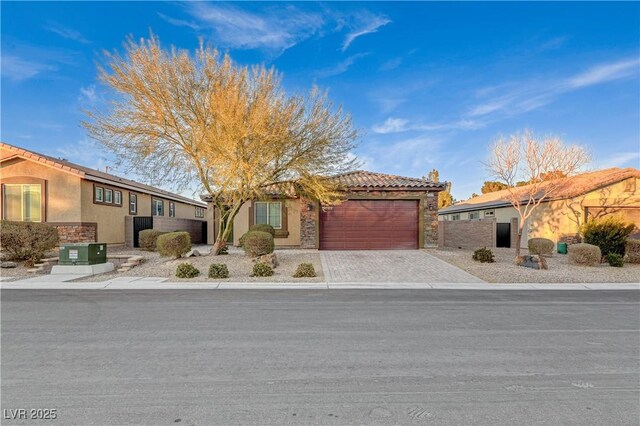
<box><xmin>1</xmin><ymin>276</ymin><xmax>638</xmax><ymax>290</ymax></box>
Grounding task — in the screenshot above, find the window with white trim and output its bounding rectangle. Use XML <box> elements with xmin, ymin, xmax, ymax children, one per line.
<box><xmin>169</xmin><ymin>202</ymin><xmax>176</xmax><ymax>218</ymax></box>
<box><xmin>469</xmin><ymin>211</ymin><xmax>480</xmax><ymax>220</ymax></box>
<box><xmin>129</xmin><ymin>193</ymin><xmax>137</xmax><ymax>214</ymax></box>
<box><xmin>114</xmin><ymin>190</ymin><xmax>122</xmax><ymax>205</ymax></box>
<box><xmin>255</xmin><ymin>202</ymin><xmax>282</xmax><ymax>229</ymax></box>
<box><xmin>95</xmin><ymin>186</ymin><xmax>104</xmax><ymax>202</ymax></box>
<box><xmin>484</xmin><ymin>210</ymin><xmax>495</xmax><ymax>217</ymax></box>
<box><xmin>451</xmin><ymin>213</ymin><xmax>460</xmax><ymax>221</ymax></box>
<box><xmin>195</xmin><ymin>206</ymin><xmax>205</xmax><ymax>218</ymax></box>
<box><xmin>2</xmin><ymin>184</ymin><xmax>41</xmax><ymax>222</ymax></box>
<box><xmin>152</xmin><ymin>198</ymin><xmax>164</xmax><ymax>216</ymax></box>
<box><xmin>105</xmin><ymin>189</ymin><xmax>113</xmax><ymax>203</ymax></box>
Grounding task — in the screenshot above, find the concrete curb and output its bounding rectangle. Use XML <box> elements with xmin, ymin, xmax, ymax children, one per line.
<box><xmin>1</xmin><ymin>279</ymin><xmax>638</xmax><ymax>290</ymax></box>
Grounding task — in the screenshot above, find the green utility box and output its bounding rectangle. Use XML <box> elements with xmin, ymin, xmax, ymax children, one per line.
<box><xmin>557</xmin><ymin>242</ymin><xmax>568</xmax><ymax>254</ymax></box>
<box><xmin>59</xmin><ymin>243</ymin><xmax>107</xmax><ymax>265</ymax></box>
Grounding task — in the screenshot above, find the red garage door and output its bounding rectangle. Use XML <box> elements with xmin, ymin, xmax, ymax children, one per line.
<box><xmin>320</xmin><ymin>200</ymin><xmax>419</xmax><ymax>250</ymax></box>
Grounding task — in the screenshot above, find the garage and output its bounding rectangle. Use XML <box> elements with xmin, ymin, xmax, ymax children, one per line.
<box><xmin>319</xmin><ymin>199</ymin><xmax>419</xmax><ymax>250</ymax></box>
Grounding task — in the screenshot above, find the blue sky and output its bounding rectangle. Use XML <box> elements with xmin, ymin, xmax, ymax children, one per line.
<box><xmin>2</xmin><ymin>1</ymin><xmax>639</xmax><ymax>199</ymax></box>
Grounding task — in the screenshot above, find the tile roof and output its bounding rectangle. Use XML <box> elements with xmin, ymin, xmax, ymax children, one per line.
<box><xmin>1</xmin><ymin>141</ymin><xmax>206</xmax><ymax>207</ymax></box>
<box><xmin>440</xmin><ymin>167</ymin><xmax>640</xmax><ymax>214</ymax></box>
<box><xmin>329</xmin><ymin>170</ymin><xmax>446</xmax><ymax>190</ymax></box>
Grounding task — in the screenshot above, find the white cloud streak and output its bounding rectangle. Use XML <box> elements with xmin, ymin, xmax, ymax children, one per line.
<box><xmin>45</xmin><ymin>22</ymin><xmax>90</xmax><ymax>44</ymax></box>
<box><xmin>1</xmin><ymin>55</ymin><xmax>57</xmax><ymax>81</ymax></box>
<box><xmin>317</xmin><ymin>53</ymin><xmax>368</xmax><ymax>78</ymax></box>
<box><xmin>372</xmin><ymin>117</ymin><xmax>484</xmax><ymax>134</ymax></box>
<box><xmin>342</xmin><ymin>15</ymin><xmax>391</xmax><ymax>51</ymax></box>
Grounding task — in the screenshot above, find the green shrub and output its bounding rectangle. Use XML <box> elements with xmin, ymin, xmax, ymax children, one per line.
<box><xmin>251</xmin><ymin>262</ymin><xmax>274</xmax><ymax>277</ymax></box>
<box><xmin>138</xmin><ymin>229</ymin><xmax>165</xmax><ymax>251</ymax></box>
<box><xmin>625</xmin><ymin>239</ymin><xmax>640</xmax><ymax>264</ymax></box>
<box><xmin>606</xmin><ymin>253</ymin><xmax>624</xmax><ymax>268</ymax></box>
<box><xmin>581</xmin><ymin>216</ymin><xmax>635</xmax><ymax>258</ymax></box>
<box><xmin>249</xmin><ymin>223</ymin><xmax>276</xmax><ymax>237</ymax></box>
<box><xmin>176</xmin><ymin>262</ymin><xmax>199</xmax><ymax>278</ymax></box>
<box><xmin>528</xmin><ymin>238</ymin><xmax>554</xmax><ymax>256</ymax></box>
<box><xmin>243</xmin><ymin>231</ymin><xmax>274</xmax><ymax>257</ymax></box>
<box><xmin>293</xmin><ymin>263</ymin><xmax>316</xmax><ymax>278</ymax></box>
<box><xmin>568</xmin><ymin>243</ymin><xmax>601</xmax><ymax>266</ymax></box>
<box><xmin>472</xmin><ymin>247</ymin><xmax>495</xmax><ymax>263</ymax></box>
<box><xmin>208</xmin><ymin>263</ymin><xmax>229</xmax><ymax>279</ymax></box>
<box><xmin>157</xmin><ymin>231</ymin><xmax>191</xmax><ymax>258</ymax></box>
<box><xmin>218</xmin><ymin>245</ymin><xmax>229</xmax><ymax>255</ymax></box>
<box><xmin>0</xmin><ymin>221</ymin><xmax>59</xmax><ymax>266</ymax></box>
<box><xmin>238</xmin><ymin>233</ymin><xmax>247</xmax><ymax>248</ymax></box>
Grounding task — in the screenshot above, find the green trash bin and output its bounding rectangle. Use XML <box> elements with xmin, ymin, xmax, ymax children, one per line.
<box><xmin>557</xmin><ymin>242</ymin><xmax>567</xmax><ymax>254</ymax></box>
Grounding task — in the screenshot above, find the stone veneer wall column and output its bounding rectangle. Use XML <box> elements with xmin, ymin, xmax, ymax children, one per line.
<box><xmin>510</xmin><ymin>217</ymin><xmax>520</xmax><ymax>249</ymax></box>
<box><xmin>299</xmin><ymin>198</ymin><xmax>318</xmax><ymax>249</ymax></box>
<box><xmin>424</xmin><ymin>191</ymin><xmax>439</xmax><ymax>247</ymax></box>
<box><xmin>49</xmin><ymin>223</ymin><xmax>98</xmax><ymax>243</ymax></box>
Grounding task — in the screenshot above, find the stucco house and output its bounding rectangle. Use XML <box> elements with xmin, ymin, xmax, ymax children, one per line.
<box><xmin>203</xmin><ymin>170</ymin><xmax>446</xmax><ymax>250</ymax></box>
<box><xmin>0</xmin><ymin>142</ymin><xmax>207</xmax><ymax>246</ymax></box>
<box><xmin>438</xmin><ymin>168</ymin><xmax>640</xmax><ymax>249</ymax></box>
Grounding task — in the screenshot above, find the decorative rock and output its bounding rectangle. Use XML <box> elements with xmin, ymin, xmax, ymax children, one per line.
<box><xmin>516</xmin><ymin>254</ymin><xmax>548</xmax><ymax>270</ymax></box>
<box><xmin>184</xmin><ymin>249</ymin><xmax>201</xmax><ymax>258</ymax></box>
<box><xmin>1</xmin><ymin>261</ymin><xmax>17</xmax><ymax>268</ymax></box>
<box><xmin>253</xmin><ymin>253</ymin><xmax>278</xmax><ymax>268</ymax></box>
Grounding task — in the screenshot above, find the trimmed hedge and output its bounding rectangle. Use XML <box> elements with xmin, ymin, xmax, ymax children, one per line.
<box><xmin>528</xmin><ymin>238</ymin><xmax>554</xmax><ymax>256</ymax></box>
<box><xmin>472</xmin><ymin>247</ymin><xmax>495</xmax><ymax>263</ymax></box>
<box><xmin>139</xmin><ymin>229</ymin><xmax>165</xmax><ymax>251</ymax></box>
<box><xmin>0</xmin><ymin>220</ymin><xmax>59</xmax><ymax>266</ymax></box>
<box><xmin>243</xmin><ymin>231</ymin><xmax>274</xmax><ymax>257</ymax></box>
<box><xmin>208</xmin><ymin>263</ymin><xmax>229</xmax><ymax>279</ymax></box>
<box><xmin>157</xmin><ymin>231</ymin><xmax>191</xmax><ymax>259</ymax></box>
<box><xmin>176</xmin><ymin>262</ymin><xmax>199</xmax><ymax>278</ymax></box>
<box><xmin>251</xmin><ymin>262</ymin><xmax>274</xmax><ymax>277</ymax></box>
<box><xmin>625</xmin><ymin>239</ymin><xmax>640</xmax><ymax>264</ymax></box>
<box><xmin>568</xmin><ymin>243</ymin><xmax>601</xmax><ymax>266</ymax></box>
<box><xmin>606</xmin><ymin>253</ymin><xmax>624</xmax><ymax>268</ymax></box>
<box><xmin>293</xmin><ymin>263</ymin><xmax>316</xmax><ymax>278</ymax></box>
<box><xmin>249</xmin><ymin>223</ymin><xmax>276</xmax><ymax>237</ymax></box>
<box><xmin>581</xmin><ymin>216</ymin><xmax>635</xmax><ymax>258</ymax></box>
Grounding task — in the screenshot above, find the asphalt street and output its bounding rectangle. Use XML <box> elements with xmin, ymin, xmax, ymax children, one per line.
<box><xmin>1</xmin><ymin>290</ymin><xmax>639</xmax><ymax>425</ymax></box>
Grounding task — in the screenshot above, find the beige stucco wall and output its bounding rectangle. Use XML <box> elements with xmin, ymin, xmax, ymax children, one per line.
<box><xmin>0</xmin><ymin>157</ymin><xmax>82</xmax><ymax>222</ymax></box>
<box><xmin>231</xmin><ymin>199</ymin><xmax>301</xmax><ymax>247</ymax></box>
<box><xmin>439</xmin><ymin>177</ymin><xmax>640</xmax><ymax>247</ymax></box>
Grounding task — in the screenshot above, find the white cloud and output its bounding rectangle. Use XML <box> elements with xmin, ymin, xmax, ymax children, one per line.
<box><xmin>79</xmin><ymin>85</ymin><xmax>98</xmax><ymax>103</ymax></box>
<box><xmin>45</xmin><ymin>22</ymin><xmax>90</xmax><ymax>44</ymax></box>
<box><xmin>595</xmin><ymin>151</ymin><xmax>640</xmax><ymax>169</ymax></box>
<box><xmin>161</xmin><ymin>3</ymin><xmax>325</xmax><ymax>55</ymax></box>
<box><xmin>317</xmin><ymin>53</ymin><xmax>368</xmax><ymax>78</ymax></box>
<box><xmin>567</xmin><ymin>58</ymin><xmax>640</xmax><ymax>89</ymax></box>
<box><xmin>342</xmin><ymin>14</ymin><xmax>391</xmax><ymax>51</ymax></box>
<box><xmin>1</xmin><ymin>55</ymin><xmax>57</xmax><ymax>81</ymax></box>
<box><xmin>372</xmin><ymin>117</ymin><xmax>484</xmax><ymax>134</ymax></box>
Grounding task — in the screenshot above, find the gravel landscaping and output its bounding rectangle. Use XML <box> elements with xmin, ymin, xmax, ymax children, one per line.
<box><xmin>431</xmin><ymin>247</ymin><xmax>640</xmax><ymax>283</ymax></box>
<box><xmin>78</xmin><ymin>246</ymin><xmax>324</xmax><ymax>283</ymax></box>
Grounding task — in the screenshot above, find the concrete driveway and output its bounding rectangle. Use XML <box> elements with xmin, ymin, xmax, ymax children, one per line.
<box><xmin>320</xmin><ymin>250</ymin><xmax>484</xmax><ymax>283</ymax></box>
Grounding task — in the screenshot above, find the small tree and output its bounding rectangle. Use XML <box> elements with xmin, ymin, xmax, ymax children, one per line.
<box><xmin>484</xmin><ymin>130</ymin><xmax>590</xmax><ymax>259</ymax></box>
<box><xmin>481</xmin><ymin>181</ymin><xmax>509</xmax><ymax>194</ymax></box>
<box><xmin>83</xmin><ymin>34</ymin><xmax>358</xmax><ymax>254</ymax></box>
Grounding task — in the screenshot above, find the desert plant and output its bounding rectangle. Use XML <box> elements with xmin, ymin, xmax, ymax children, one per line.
<box><xmin>238</xmin><ymin>233</ymin><xmax>247</xmax><ymax>248</ymax></box>
<box><xmin>293</xmin><ymin>263</ymin><xmax>317</xmax><ymax>278</ymax></box>
<box><xmin>606</xmin><ymin>253</ymin><xmax>624</xmax><ymax>268</ymax></box>
<box><xmin>208</xmin><ymin>263</ymin><xmax>229</xmax><ymax>279</ymax></box>
<box><xmin>138</xmin><ymin>229</ymin><xmax>165</xmax><ymax>251</ymax></box>
<box><xmin>625</xmin><ymin>239</ymin><xmax>640</xmax><ymax>264</ymax></box>
<box><xmin>218</xmin><ymin>245</ymin><xmax>229</xmax><ymax>255</ymax></box>
<box><xmin>251</xmin><ymin>262</ymin><xmax>274</xmax><ymax>277</ymax></box>
<box><xmin>581</xmin><ymin>216</ymin><xmax>635</xmax><ymax>258</ymax></box>
<box><xmin>0</xmin><ymin>221</ymin><xmax>59</xmax><ymax>266</ymax></box>
<box><xmin>176</xmin><ymin>262</ymin><xmax>199</xmax><ymax>278</ymax></box>
<box><xmin>243</xmin><ymin>231</ymin><xmax>274</xmax><ymax>257</ymax></box>
<box><xmin>472</xmin><ymin>247</ymin><xmax>495</xmax><ymax>263</ymax></box>
<box><xmin>527</xmin><ymin>238</ymin><xmax>554</xmax><ymax>256</ymax></box>
<box><xmin>568</xmin><ymin>243</ymin><xmax>601</xmax><ymax>266</ymax></box>
<box><xmin>249</xmin><ymin>223</ymin><xmax>276</xmax><ymax>237</ymax></box>
<box><xmin>157</xmin><ymin>231</ymin><xmax>191</xmax><ymax>259</ymax></box>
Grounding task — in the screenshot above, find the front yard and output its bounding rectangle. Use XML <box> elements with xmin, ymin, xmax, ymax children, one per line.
<box><xmin>78</xmin><ymin>246</ymin><xmax>324</xmax><ymax>282</ymax></box>
<box><xmin>431</xmin><ymin>247</ymin><xmax>640</xmax><ymax>283</ymax></box>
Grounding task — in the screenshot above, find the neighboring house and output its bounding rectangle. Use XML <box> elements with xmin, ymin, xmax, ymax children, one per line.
<box><xmin>203</xmin><ymin>171</ymin><xmax>446</xmax><ymax>250</ymax></box>
<box><xmin>0</xmin><ymin>142</ymin><xmax>207</xmax><ymax>246</ymax></box>
<box><xmin>438</xmin><ymin>168</ymin><xmax>640</xmax><ymax>249</ymax></box>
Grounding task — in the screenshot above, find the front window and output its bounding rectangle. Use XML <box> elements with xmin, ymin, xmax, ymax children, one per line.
<box><xmin>3</xmin><ymin>184</ymin><xmax>41</xmax><ymax>222</ymax></box>
<box><xmin>152</xmin><ymin>198</ymin><xmax>164</xmax><ymax>216</ymax></box>
<box><xmin>105</xmin><ymin>189</ymin><xmax>113</xmax><ymax>203</ymax></box>
<box><xmin>114</xmin><ymin>190</ymin><xmax>122</xmax><ymax>205</ymax></box>
<box><xmin>469</xmin><ymin>211</ymin><xmax>480</xmax><ymax>220</ymax></box>
<box><xmin>195</xmin><ymin>207</ymin><xmax>205</xmax><ymax>218</ymax></box>
<box><xmin>129</xmin><ymin>193</ymin><xmax>137</xmax><ymax>214</ymax></box>
<box><xmin>255</xmin><ymin>201</ymin><xmax>282</xmax><ymax>229</ymax></box>
<box><xmin>451</xmin><ymin>213</ymin><xmax>460</xmax><ymax>221</ymax></box>
<box><xmin>169</xmin><ymin>202</ymin><xmax>176</xmax><ymax>217</ymax></box>
<box><xmin>95</xmin><ymin>186</ymin><xmax>103</xmax><ymax>202</ymax></box>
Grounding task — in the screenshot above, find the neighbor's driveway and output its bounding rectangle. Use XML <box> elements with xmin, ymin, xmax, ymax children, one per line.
<box><xmin>320</xmin><ymin>250</ymin><xmax>484</xmax><ymax>283</ymax></box>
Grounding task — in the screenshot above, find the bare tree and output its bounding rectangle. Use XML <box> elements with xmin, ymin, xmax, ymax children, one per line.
<box><xmin>83</xmin><ymin>34</ymin><xmax>358</xmax><ymax>254</ymax></box>
<box><xmin>485</xmin><ymin>130</ymin><xmax>590</xmax><ymax>259</ymax></box>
